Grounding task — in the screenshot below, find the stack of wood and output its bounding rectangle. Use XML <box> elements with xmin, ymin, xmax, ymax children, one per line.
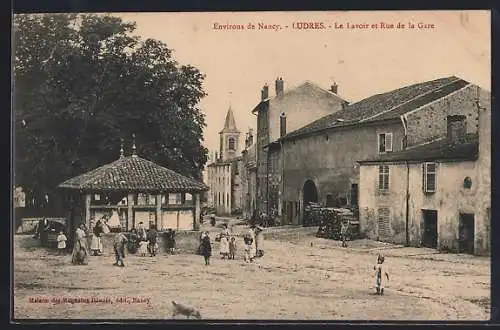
<box><xmin>303</xmin><ymin>203</ymin><xmax>322</xmax><ymax>226</ymax></box>
<box><xmin>315</xmin><ymin>208</ymin><xmax>359</xmax><ymax>240</ymax></box>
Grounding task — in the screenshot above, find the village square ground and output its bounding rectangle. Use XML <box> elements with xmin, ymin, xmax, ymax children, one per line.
<box><xmin>13</xmin><ymin>217</ymin><xmax>490</xmax><ymax>321</ymax></box>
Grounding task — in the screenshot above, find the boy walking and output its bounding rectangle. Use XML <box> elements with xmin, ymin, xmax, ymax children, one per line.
<box><xmin>374</xmin><ymin>254</ymin><xmax>389</xmax><ymax>295</ymax></box>
<box><xmin>113</xmin><ymin>231</ymin><xmax>128</xmax><ymax>267</ymax></box>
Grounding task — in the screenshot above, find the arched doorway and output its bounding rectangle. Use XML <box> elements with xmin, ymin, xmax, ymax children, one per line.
<box><xmin>302</xmin><ymin>180</ymin><xmax>318</xmax><ymax>226</ymax></box>
<box><xmin>303</xmin><ymin>180</ymin><xmax>318</xmax><ymax>204</ymax></box>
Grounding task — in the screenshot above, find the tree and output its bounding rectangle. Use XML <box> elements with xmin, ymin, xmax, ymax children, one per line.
<box><xmin>13</xmin><ymin>13</ymin><xmax>208</xmax><ymax>208</ymax></box>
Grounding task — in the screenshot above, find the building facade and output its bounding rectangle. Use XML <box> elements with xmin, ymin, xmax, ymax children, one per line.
<box><xmin>206</xmin><ymin>107</ymin><xmax>244</xmax><ymax>215</ymax></box>
<box><xmin>241</xmin><ymin>129</ymin><xmax>257</xmax><ymax>219</ymax></box>
<box><xmin>279</xmin><ymin>76</ymin><xmax>472</xmax><ymax>226</ymax></box>
<box><xmin>357</xmin><ymin>85</ymin><xmax>490</xmax><ymax>255</ymax></box>
<box><xmin>251</xmin><ymin>78</ymin><xmax>348</xmax><ymax>218</ymax></box>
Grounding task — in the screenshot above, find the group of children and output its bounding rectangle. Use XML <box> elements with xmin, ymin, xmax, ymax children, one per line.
<box><xmin>58</xmin><ymin>222</ymin><xmax>389</xmax><ymax>295</ymax></box>
<box><xmin>198</xmin><ymin>226</ymin><xmax>261</xmax><ymax>266</ymax></box>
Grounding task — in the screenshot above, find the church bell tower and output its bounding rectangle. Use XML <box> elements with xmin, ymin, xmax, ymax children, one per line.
<box><xmin>219</xmin><ymin>106</ymin><xmax>241</xmax><ymax>161</ymax></box>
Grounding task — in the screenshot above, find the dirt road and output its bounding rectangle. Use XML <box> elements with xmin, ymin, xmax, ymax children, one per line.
<box><xmin>13</xmin><ymin>226</ymin><xmax>490</xmax><ymax>321</ymax></box>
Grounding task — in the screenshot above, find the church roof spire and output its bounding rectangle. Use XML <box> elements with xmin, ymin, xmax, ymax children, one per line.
<box><xmin>219</xmin><ymin>106</ymin><xmax>240</xmax><ymax>134</ymax></box>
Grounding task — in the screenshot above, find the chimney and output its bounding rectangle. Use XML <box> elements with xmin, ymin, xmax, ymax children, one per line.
<box><xmin>446</xmin><ymin>115</ymin><xmax>467</xmax><ymax>143</ymax></box>
<box><xmin>275</xmin><ymin>77</ymin><xmax>284</xmax><ymax>97</ymax></box>
<box><xmin>261</xmin><ymin>84</ymin><xmax>269</xmax><ymax>101</ymax></box>
<box><xmin>280</xmin><ymin>112</ymin><xmax>287</xmax><ymax>137</ymax></box>
<box><xmin>330</xmin><ymin>82</ymin><xmax>338</xmax><ymax>94</ymax></box>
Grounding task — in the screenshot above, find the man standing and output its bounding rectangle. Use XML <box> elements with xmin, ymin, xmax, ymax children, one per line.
<box><xmin>340</xmin><ymin>218</ymin><xmax>350</xmax><ymax>248</ymax></box>
<box><xmin>147</xmin><ymin>225</ymin><xmax>158</xmax><ymax>257</ymax></box>
<box><xmin>113</xmin><ymin>230</ymin><xmax>128</xmax><ymax>267</ymax></box>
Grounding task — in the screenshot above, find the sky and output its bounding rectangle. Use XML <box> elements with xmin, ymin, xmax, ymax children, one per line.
<box><xmin>115</xmin><ymin>11</ymin><xmax>490</xmax><ymax>159</ymax></box>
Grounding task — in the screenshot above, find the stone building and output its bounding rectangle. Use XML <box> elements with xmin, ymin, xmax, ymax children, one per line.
<box><xmin>357</xmin><ymin>84</ymin><xmax>490</xmax><ymax>255</ymax></box>
<box><xmin>251</xmin><ymin>78</ymin><xmax>348</xmax><ymax>218</ymax></box>
<box><xmin>241</xmin><ymin>128</ymin><xmax>257</xmax><ymax>219</ymax></box>
<box><xmin>206</xmin><ymin>107</ymin><xmax>244</xmax><ymax>215</ymax></box>
<box><xmin>279</xmin><ymin>76</ymin><xmax>472</xmax><ymax>225</ymax></box>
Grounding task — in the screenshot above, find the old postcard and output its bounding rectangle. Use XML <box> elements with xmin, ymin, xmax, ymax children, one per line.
<box><xmin>12</xmin><ymin>10</ymin><xmax>491</xmax><ymax>321</ymax></box>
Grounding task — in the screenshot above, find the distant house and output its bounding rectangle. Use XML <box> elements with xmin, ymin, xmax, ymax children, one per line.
<box><xmin>251</xmin><ymin>78</ymin><xmax>348</xmax><ymax>220</ymax></box>
<box><xmin>279</xmin><ymin>76</ymin><xmax>478</xmax><ymax>226</ymax></box>
<box><xmin>357</xmin><ymin>87</ymin><xmax>490</xmax><ymax>255</ymax></box>
<box><xmin>58</xmin><ymin>142</ymin><xmax>208</xmax><ymax>235</ymax></box>
<box><xmin>206</xmin><ymin>107</ymin><xmax>244</xmax><ymax>215</ymax></box>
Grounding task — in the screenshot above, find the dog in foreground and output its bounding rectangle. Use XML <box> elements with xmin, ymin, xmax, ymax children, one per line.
<box><xmin>171</xmin><ymin>301</ymin><xmax>202</xmax><ymax>319</ymax></box>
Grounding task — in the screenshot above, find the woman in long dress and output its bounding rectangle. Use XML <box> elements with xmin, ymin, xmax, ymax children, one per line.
<box><xmin>90</xmin><ymin>219</ymin><xmax>104</xmax><ymax>256</ymax></box>
<box><xmin>248</xmin><ymin>226</ymin><xmax>257</xmax><ymax>260</ymax></box>
<box><xmin>72</xmin><ymin>223</ymin><xmax>89</xmax><ymax>265</ymax></box>
<box><xmin>219</xmin><ymin>224</ymin><xmax>230</xmax><ymax>259</ymax></box>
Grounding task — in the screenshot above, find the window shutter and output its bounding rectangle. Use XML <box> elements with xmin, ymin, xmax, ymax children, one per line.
<box><xmin>423</xmin><ymin>162</ymin><xmax>436</xmax><ymax>193</ymax></box>
<box><xmin>378</xmin><ymin>208</ymin><xmax>391</xmax><ymax>237</ymax></box>
<box><xmin>385</xmin><ymin>133</ymin><xmax>393</xmax><ymax>152</ymax></box>
<box><xmin>423</xmin><ymin>163</ymin><xmax>428</xmax><ymax>192</ymax></box>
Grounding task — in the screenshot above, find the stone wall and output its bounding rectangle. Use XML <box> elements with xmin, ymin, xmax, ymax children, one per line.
<box><xmin>283</xmin><ymin>120</ymin><xmax>404</xmax><ymax>224</ymax></box>
<box><xmin>405</xmin><ymin>84</ymin><xmax>480</xmax><ymax>147</ymax></box>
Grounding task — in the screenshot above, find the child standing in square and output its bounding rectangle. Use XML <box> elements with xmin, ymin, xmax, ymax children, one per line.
<box><xmin>229</xmin><ymin>236</ymin><xmax>237</xmax><ymax>260</ymax></box>
<box><xmin>243</xmin><ymin>234</ymin><xmax>254</xmax><ymax>263</ymax></box>
<box><xmin>374</xmin><ymin>254</ymin><xmax>389</xmax><ymax>295</ymax></box>
<box><xmin>57</xmin><ymin>231</ymin><xmax>67</xmax><ymax>255</ymax></box>
<box><xmin>200</xmin><ymin>232</ymin><xmax>212</xmax><ymax>266</ymax></box>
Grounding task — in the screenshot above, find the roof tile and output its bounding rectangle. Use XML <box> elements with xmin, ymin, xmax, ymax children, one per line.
<box><xmin>284</xmin><ymin>76</ymin><xmax>468</xmax><ymax>140</ymax></box>
<box><xmin>58</xmin><ymin>156</ymin><xmax>208</xmax><ymax>192</ymax></box>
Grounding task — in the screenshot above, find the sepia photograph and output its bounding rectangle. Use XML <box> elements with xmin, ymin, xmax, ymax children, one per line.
<box><xmin>12</xmin><ymin>10</ymin><xmax>491</xmax><ymax>321</ymax></box>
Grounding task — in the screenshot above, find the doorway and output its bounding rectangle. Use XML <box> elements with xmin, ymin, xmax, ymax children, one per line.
<box><xmin>350</xmin><ymin>184</ymin><xmax>359</xmax><ymax>207</ymax></box>
<box><xmin>459</xmin><ymin>213</ymin><xmax>475</xmax><ymax>254</ymax></box>
<box><xmin>422</xmin><ymin>210</ymin><xmax>438</xmax><ymax>248</ymax></box>
<box><xmin>303</xmin><ymin>180</ymin><xmax>318</xmax><ymax>205</ymax></box>
<box><xmin>302</xmin><ymin>180</ymin><xmax>318</xmax><ymax>226</ymax></box>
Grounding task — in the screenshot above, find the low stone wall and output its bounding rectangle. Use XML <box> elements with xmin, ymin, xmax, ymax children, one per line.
<box><xmin>99</xmin><ymin>231</ymin><xmax>202</xmax><ymax>254</ymax></box>
<box><xmin>262</xmin><ymin>226</ymin><xmax>319</xmax><ymax>241</ymax></box>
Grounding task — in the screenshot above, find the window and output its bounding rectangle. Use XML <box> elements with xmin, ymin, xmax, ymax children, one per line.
<box><xmin>185</xmin><ymin>193</ymin><xmax>193</xmax><ymax>204</ymax></box>
<box><xmin>147</xmin><ymin>194</ymin><xmax>156</xmax><ymax>205</ymax></box>
<box><xmin>227</xmin><ymin>193</ymin><xmax>230</xmax><ymax>206</ymax></box>
<box><xmin>235</xmin><ymin>163</ymin><xmax>239</xmax><ymax>175</ymax></box>
<box><xmin>378</xmin><ymin>208</ymin><xmax>391</xmax><ymax>237</ymax></box>
<box><xmin>228</xmin><ymin>138</ymin><xmax>235</xmax><ymax>151</ymax></box>
<box><xmin>137</xmin><ymin>193</ymin><xmax>148</xmax><ymax>205</ymax></box>
<box><xmin>424</xmin><ymin>162</ymin><xmax>437</xmax><ymax>193</ymax></box>
<box><xmin>378</xmin><ymin>165</ymin><xmax>390</xmax><ymax>191</ymax></box>
<box><xmin>378</xmin><ymin>133</ymin><xmax>393</xmax><ymax>153</ymax></box>
<box><xmin>168</xmin><ymin>193</ymin><xmax>182</xmax><ymax>205</ymax></box>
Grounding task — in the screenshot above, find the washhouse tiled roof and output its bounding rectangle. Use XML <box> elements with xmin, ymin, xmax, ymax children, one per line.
<box><xmin>58</xmin><ymin>156</ymin><xmax>209</xmax><ymax>192</ymax></box>
<box><xmin>283</xmin><ymin>76</ymin><xmax>470</xmax><ymax>140</ymax></box>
